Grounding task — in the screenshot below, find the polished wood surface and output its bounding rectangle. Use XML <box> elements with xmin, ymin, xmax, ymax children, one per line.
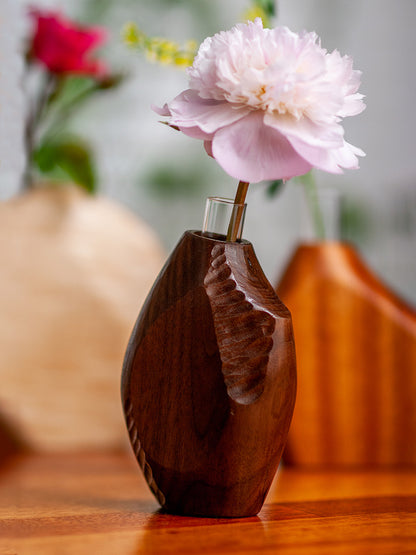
<box><xmin>277</xmin><ymin>242</ymin><xmax>416</xmax><ymax>467</ymax></box>
<box><xmin>122</xmin><ymin>231</ymin><xmax>296</xmax><ymax>517</ymax></box>
<box><xmin>1</xmin><ymin>451</ymin><xmax>416</xmax><ymax>554</ymax></box>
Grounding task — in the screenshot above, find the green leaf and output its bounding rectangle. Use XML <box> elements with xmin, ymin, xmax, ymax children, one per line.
<box><xmin>45</xmin><ymin>76</ymin><xmax>96</xmax><ymax>113</ymax></box>
<box><xmin>58</xmin><ymin>76</ymin><xmax>98</xmax><ymax>102</ymax></box>
<box><xmin>266</xmin><ymin>179</ymin><xmax>285</xmax><ymax>198</ymax></box>
<box><xmin>33</xmin><ymin>142</ymin><xmax>57</xmax><ymax>173</ymax></box>
<box><xmin>145</xmin><ymin>165</ymin><xmax>207</xmax><ymax>198</ymax></box>
<box><xmin>33</xmin><ymin>137</ymin><xmax>97</xmax><ymax>194</ymax></box>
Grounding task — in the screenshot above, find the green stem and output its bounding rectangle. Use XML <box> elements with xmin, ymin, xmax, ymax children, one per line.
<box><xmin>40</xmin><ymin>81</ymin><xmax>100</xmax><ymax>143</ymax></box>
<box><xmin>301</xmin><ymin>171</ymin><xmax>326</xmax><ymax>240</ymax></box>
<box><xmin>226</xmin><ymin>181</ymin><xmax>249</xmax><ymax>242</ymax></box>
<box><xmin>22</xmin><ymin>72</ymin><xmax>58</xmax><ymax>190</ymax></box>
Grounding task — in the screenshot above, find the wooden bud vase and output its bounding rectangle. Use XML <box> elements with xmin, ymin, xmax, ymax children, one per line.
<box><xmin>122</xmin><ymin>199</ymin><xmax>296</xmax><ymax>517</ymax></box>
<box><xmin>278</xmin><ymin>242</ymin><xmax>416</xmax><ymax>467</ymax></box>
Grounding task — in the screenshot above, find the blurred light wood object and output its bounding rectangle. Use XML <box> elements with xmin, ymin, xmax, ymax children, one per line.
<box><xmin>0</xmin><ymin>186</ymin><xmax>165</xmax><ymax>453</ymax></box>
<box><xmin>277</xmin><ymin>242</ymin><xmax>416</xmax><ymax>467</ymax></box>
<box><xmin>2</xmin><ymin>451</ymin><xmax>416</xmax><ymax>554</ymax></box>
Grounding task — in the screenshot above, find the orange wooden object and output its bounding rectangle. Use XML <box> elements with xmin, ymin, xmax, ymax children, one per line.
<box><xmin>122</xmin><ymin>231</ymin><xmax>296</xmax><ymax>517</ymax></box>
<box><xmin>277</xmin><ymin>242</ymin><xmax>416</xmax><ymax>467</ymax></box>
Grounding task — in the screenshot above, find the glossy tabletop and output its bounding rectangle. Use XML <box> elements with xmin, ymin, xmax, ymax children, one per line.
<box><xmin>1</xmin><ymin>451</ymin><xmax>415</xmax><ymax>554</ymax></box>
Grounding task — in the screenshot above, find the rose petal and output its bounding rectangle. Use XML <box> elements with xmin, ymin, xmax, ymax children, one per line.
<box><xmin>30</xmin><ymin>10</ymin><xmax>107</xmax><ymax>76</ymax></box>
<box><xmin>168</xmin><ymin>89</ymin><xmax>251</xmax><ymax>133</ymax></box>
<box><xmin>211</xmin><ymin>111</ymin><xmax>312</xmax><ymax>183</ymax></box>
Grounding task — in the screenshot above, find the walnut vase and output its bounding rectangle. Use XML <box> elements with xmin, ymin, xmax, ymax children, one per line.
<box><xmin>122</xmin><ymin>230</ymin><xmax>296</xmax><ymax>517</ymax></box>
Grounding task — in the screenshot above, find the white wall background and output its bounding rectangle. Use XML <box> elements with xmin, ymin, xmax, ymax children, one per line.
<box><xmin>1</xmin><ymin>0</ymin><xmax>415</xmax><ymax>303</ymax></box>
<box><xmin>0</xmin><ymin>0</ymin><xmax>25</xmax><ymax>197</ymax></box>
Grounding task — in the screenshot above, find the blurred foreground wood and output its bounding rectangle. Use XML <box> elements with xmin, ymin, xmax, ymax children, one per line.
<box><xmin>278</xmin><ymin>242</ymin><xmax>416</xmax><ymax>467</ymax></box>
<box><xmin>1</xmin><ymin>451</ymin><xmax>415</xmax><ymax>554</ymax></box>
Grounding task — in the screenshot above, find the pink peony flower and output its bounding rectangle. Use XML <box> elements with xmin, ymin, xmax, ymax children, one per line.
<box><xmin>157</xmin><ymin>19</ymin><xmax>365</xmax><ymax>183</ymax></box>
<box><xmin>29</xmin><ymin>9</ymin><xmax>108</xmax><ymax>77</ymax></box>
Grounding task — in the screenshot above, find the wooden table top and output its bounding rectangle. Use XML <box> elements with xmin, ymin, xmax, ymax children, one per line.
<box><xmin>1</xmin><ymin>451</ymin><xmax>416</xmax><ymax>554</ymax></box>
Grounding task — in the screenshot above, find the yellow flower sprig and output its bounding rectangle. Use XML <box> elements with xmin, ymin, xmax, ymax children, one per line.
<box><xmin>123</xmin><ymin>1</ymin><xmax>275</xmax><ymax>68</ymax></box>
<box><xmin>123</xmin><ymin>23</ymin><xmax>198</xmax><ymax>68</ymax></box>
<box><xmin>242</xmin><ymin>5</ymin><xmax>272</xmax><ymax>28</ymax></box>
<box><xmin>243</xmin><ymin>0</ymin><xmax>276</xmax><ymax>28</ymax></box>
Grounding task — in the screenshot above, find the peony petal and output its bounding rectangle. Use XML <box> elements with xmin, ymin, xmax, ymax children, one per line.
<box><xmin>264</xmin><ymin>112</ymin><xmax>344</xmax><ymax>149</ymax></box>
<box><xmin>157</xmin><ymin>20</ymin><xmax>365</xmax><ymax>180</ymax></box>
<box><xmin>211</xmin><ymin>111</ymin><xmax>312</xmax><ymax>183</ymax></box>
<box><xmin>204</xmin><ymin>140</ymin><xmax>214</xmax><ymax>158</ymax></box>
<box><xmin>338</xmin><ymin>94</ymin><xmax>366</xmax><ymax>117</ymax></box>
<box><xmin>152</xmin><ymin>103</ymin><xmax>171</xmax><ymax>117</ymax></box>
<box><xmin>180</xmin><ymin>126</ymin><xmax>214</xmax><ymax>140</ymax></box>
<box><xmin>168</xmin><ymin>89</ymin><xmax>251</xmax><ymax>133</ymax></box>
<box><xmin>151</xmin><ymin>103</ymin><xmax>214</xmax><ymax>140</ymax></box>
<box><xmin>333</xmin><ymin>141</ymin><xmax>365</xmax><ymax>167</ymax></box>
<box><xmin>289</xmin><ymin>136</ymin><xmax>365</xmax><ymax>173</ymax></box>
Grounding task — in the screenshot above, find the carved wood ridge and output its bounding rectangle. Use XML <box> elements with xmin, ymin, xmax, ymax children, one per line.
<box><xmin>204</xmin><ymin>243</ymin><xmax>275</xmax><ymax>405</ymax></box>
<box><xmin>124</xmin><ymin>399</ymin><xmax>166</xmax><ymax>506</ymax></box>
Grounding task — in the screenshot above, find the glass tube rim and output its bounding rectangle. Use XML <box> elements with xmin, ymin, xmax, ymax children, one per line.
<box><xmin>206</xmin><ymin>196</ymin><xmax>247</xmax><ymax>208</ymax></box>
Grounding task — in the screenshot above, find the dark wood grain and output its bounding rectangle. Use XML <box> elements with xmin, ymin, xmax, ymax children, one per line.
<box><xmin>122</xmin><ymin>231</ymin><xmax>297</xmax><ymax>517</ymax></box>
<box><xmin>277</xmin><ymin>242</ymin><xmax>416</xmax><ymax>467</ymax></box>
<box><xmin>2</xmin><ymin>452</ymin><xmax>416</xmax><ymax>554</ymax></box>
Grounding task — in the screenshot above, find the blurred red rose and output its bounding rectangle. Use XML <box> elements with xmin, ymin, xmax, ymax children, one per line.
<box><xmin>29</xmin><ymin>9</ymin><xmax>108</xmax><ymax>77</ymax></box>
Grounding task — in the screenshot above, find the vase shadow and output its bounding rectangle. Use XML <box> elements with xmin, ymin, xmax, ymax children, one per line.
<box><xmin>0</xmin><ymin>410</ymin><xmax>26</xmax><ymax>467</ymax></box>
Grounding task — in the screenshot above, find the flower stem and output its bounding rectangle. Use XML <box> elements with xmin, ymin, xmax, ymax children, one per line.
<box><xmin>226</xmin><ymin>181</ymin><xmax>249</xmax><ymax>242</ymax></box>
<box><xmin>301</xmin><ymin>171</ymin><xmax>326</xmax><ymax>240</ymax></box>
<box><xmin>41</xmin><ymin>79</ymin><xmax>101</xmax><ymax>143</ymax></box>
<box><xmin>22</xmin><ymin>72</ymin><xmax>58</xmax><ymax>190</ymax></box>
